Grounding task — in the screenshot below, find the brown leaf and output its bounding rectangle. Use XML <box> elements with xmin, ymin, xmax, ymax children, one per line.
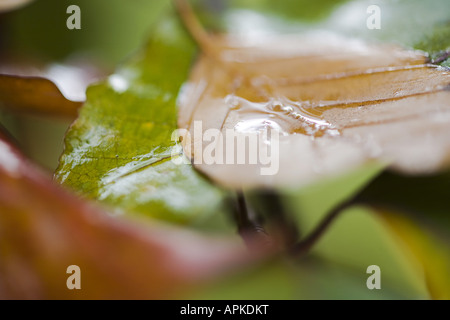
<box><xmin>0</xmin><ymin>74</ymin><xmax>82</xmax><ymax>119</ymax></box>
<box><xmin>0</xmin><ymin>132</ymin><xmax>256</xmax><ymax>299</ymax></box>
<box><xmin>178</xmin><ymin>33</ymin><xmax>450</xmax><ymax>189</ymax></box>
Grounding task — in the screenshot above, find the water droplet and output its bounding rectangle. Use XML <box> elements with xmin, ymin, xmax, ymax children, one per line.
<box><xmin>234</xmin><ymin>118</ymin><xmax>286</xmax><ymax>135</ymax></box>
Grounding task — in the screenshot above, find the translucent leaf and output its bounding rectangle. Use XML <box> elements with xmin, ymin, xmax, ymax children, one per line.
<box><xmin>179</xmin><ymin>31</ymin><xmax>450</xmax><ymax>189</ymax></box>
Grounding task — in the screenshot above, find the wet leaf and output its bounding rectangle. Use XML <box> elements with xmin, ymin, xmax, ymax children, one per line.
<box><xmin>55</xmin><ymin>10</ymin><xmax>234</xmax><ymax>232</ymax></box>
<box><xmin>178</xmin><ymin>30</ymin><xmax>450</xmax><ymax>190</ymax></box>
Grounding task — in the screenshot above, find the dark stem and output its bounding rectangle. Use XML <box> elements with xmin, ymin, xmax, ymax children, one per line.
<box><xmin>231</xmin><ymin>191</ymin><xmax>301</xmax><ymax>251</ymax></box>
<box><xmin>230</xmin><ymin>193</ymin><xmax>271</xmax><ymax>250</ymax></box>
<box><xmin>291</xmin><ymin>197</ymin><xmax>356</xmax><ymax>256</ymax></box>
<box><xmin>253</xmin><ymin>191</ymin><xmax>300</xmax><ymax>248</ymax></box>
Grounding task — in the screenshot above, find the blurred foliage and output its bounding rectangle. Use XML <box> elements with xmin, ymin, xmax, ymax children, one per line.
<box><xmin>0</xmin><ymin>0</ymin><xmax>449</xmax><ymax>299</ymax></box>
<box><xmin>1</xmin><ymin>0</ymin><xmax>167</xmax><ymax>67</ymax></box>
<box><xmin>228</xmin><ymin>0</ymin><xmax>351</xmax><ymax>22</ymax></box>
<box><xmin>416</xmin><ymin>22</ymin><xmax>450</xmax><ymax>67</ymax></box>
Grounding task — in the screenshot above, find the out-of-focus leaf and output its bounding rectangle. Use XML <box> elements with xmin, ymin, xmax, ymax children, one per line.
<box><xmin>0</xmin><ymin>74</ymin><xmax>82</xmax><ymax>118</ymax></box>
<box><xmin>0</xmin><ymin>133</ymin><xmax>254</xmax><ymax>299</ymax></box>
<box><xmin>55</xmin><ymin>10</ymin><xmax>234</xmax><ymax>232</ymax></box>
<box><xmin>379</xmin><ymin>209</ymin><xmax>450</xmax><ymax>299</ymax></box>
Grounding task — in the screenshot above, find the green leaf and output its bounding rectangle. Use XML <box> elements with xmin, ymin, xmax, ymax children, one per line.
<box><xmin>55</xmin><ymin>10</ymin><xmax>233</xmax><ymax>232</ymax></box>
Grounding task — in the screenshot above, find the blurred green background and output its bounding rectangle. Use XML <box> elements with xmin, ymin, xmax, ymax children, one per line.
<box><xmin>0</xmin><ymin>0</ymin><xmax>170</xmax><ymax>170</ymax></box>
